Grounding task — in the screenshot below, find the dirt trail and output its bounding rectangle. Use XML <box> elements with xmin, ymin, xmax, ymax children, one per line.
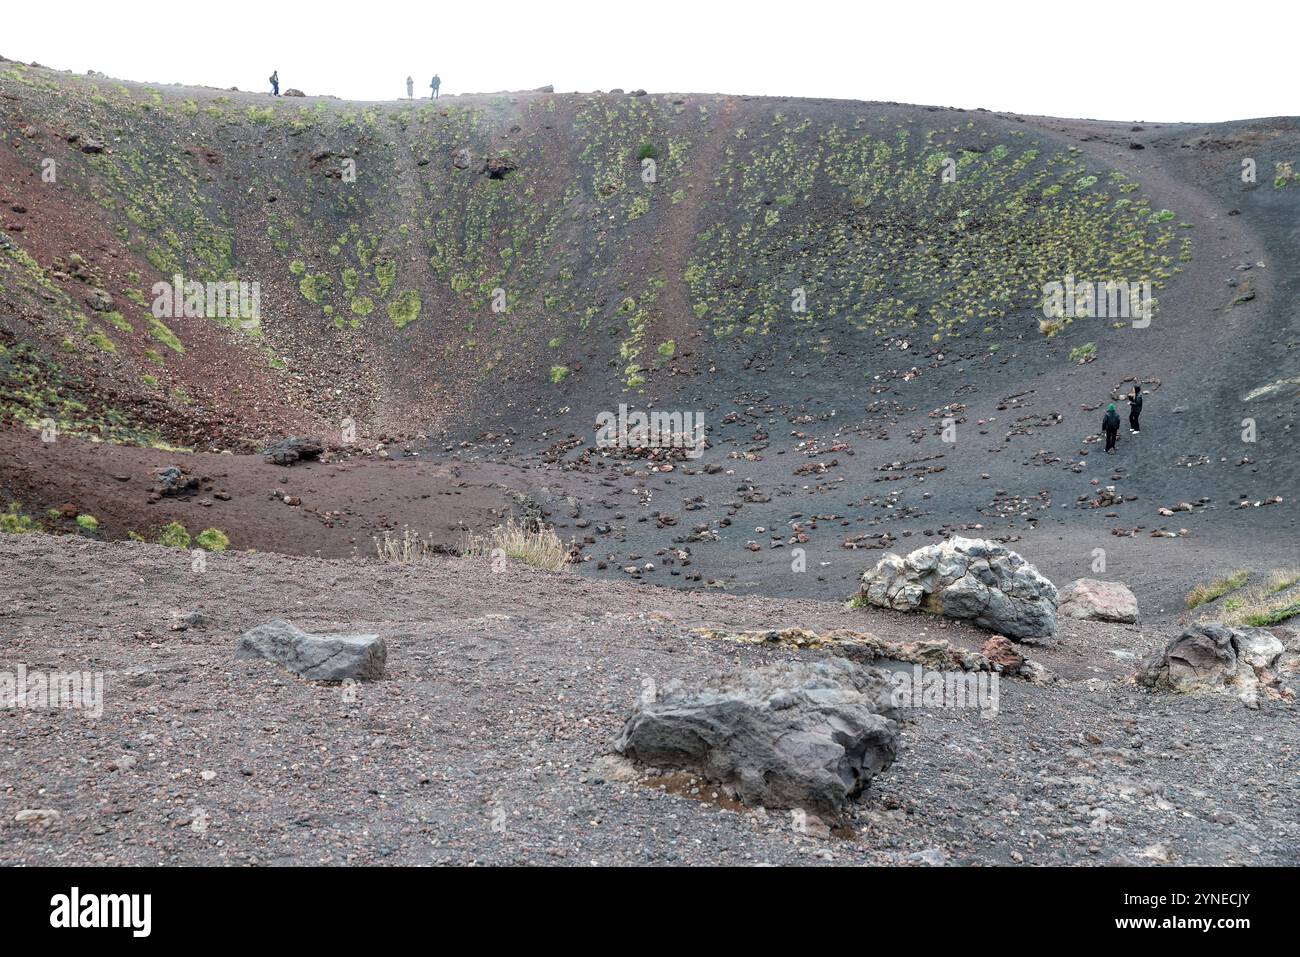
<box><xmin>648</xmin><ymin>97</ymin><xmax>738</xmax><ymax>374</ymax></box>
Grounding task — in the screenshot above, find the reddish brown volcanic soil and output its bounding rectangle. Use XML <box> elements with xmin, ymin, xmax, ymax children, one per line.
<box><xmin>0</xmin><ymin>425</ymin><xmax>514</xmax><ymax>557</ymax></box>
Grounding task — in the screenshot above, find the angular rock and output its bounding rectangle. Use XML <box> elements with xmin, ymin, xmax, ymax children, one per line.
<box><xmin>85</xmin><ymin>288</ymin><xmax>113</xmax><ymax>312</ymax></box>
<box><xmin>169</xmin><ymin>610</ymin><xmax>215</xmax><ymax>632</ymax></box>
<box><xmin>980</xmin><ymin>635</ymin><xmax>1025</xmax><ymax>671</ymax></box>
<box><xmin>857</xmin><ymin>537</ymin><xmax>1059</xmax><ymax>643</ymax></box>
<box><xmin>1150</xmin><ymin>623</ymin><xmax>1238</xmax><ymax>689</ymax></box>
<box><xmin>1058</xmin><ymin>578</ymin><xmax>1139</xmax><ymax>623</ymax></box>
<box><xmin>1236</xmin><ymin>628</ymin><xmax>1284</xmax><ymax>669</ymax></box>
<box><xmin>235</xmin><ymin>619</ymin><xmax>386</xmax><ymax>681</ymax></box>
<box><xmin>14</xmin><ymin>808</ymin><xmax>61</xmax><ymax>829</ymax></box>
<box><xmin>614</xmin><ymin>657</ymin><xmax>898</xmax><ymax>815</ymax></box>
<box><xmin>482</xmin><ymin>154</ymin><xmax>517</xmax><ymax>179</ymax></box>
<box><xmin>262</xmin><ymin>435</ymin><xmax>323</xmax><ymax>466</ymax></box>
<box><xmin>154</xmin><ymin>465</ymin><xmax>198</xmax><ymax>496</ymax></box>
<box><xmin>905</xmin><ymin>847</ymin><xmax>948</xmax><ymax>866</ymax></box>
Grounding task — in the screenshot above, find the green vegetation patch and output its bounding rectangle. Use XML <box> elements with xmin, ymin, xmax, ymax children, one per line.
<box><xmin>195</xmin><ymin>527</ymin><xmax>230</xmax><ymax>551</ymax></box>
<box><xmin>1186</xmin><ymin>570</ymin><xmax>1249</xmax><ymax>610</ymax></box>
<box><xmin>388</xmin><ymin>290</ymin><xmax>422</xmax><ymax>328</ymax></box>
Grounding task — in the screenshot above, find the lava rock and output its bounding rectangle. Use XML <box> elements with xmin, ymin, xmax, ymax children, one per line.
<box><xmin>1137</xmin><ymin>622</ymin><xmax>1290</xmax><ymax>706</ymax></box>
<box><xmin>1058</xmin><ymin>578</ymin><xmax>1139</xmax><ymax>623</ymax></box>
<box><xmin>262</xmin><ymin>436</ymin><xmax>323</xmax><ymax>466</ymax></box>
<box><xmin>482</xmin><ymin>155</ymin><xmax>517</xmax><ymax>179</ymax></box>
<box><xmin>980</xmin><ymin>635</ymin><xmax>1025</xmax><ymax>670</ymax></box>
<box><xmin>85</xmin><ymin>288</ymin><xmax>113</xmax><ymax>312</ymax></box>
<box><xmin>856</xmin><ymin>537</ymin><xmax>1059</xmax><ymax>643</ymax></box>
<box><xmin>614</xmin><ymin>657</ymin><xmax>898</xmax><ymax>815</ymax></box>
<box><xmin>235</xmin><ymin>619</ymin><xmax>386</xmax><ymax>681</ymax></box>
<box><xmin>154</xmin><ymin>465</ymin><xmax>199</xmax><ymax>496</ymax></box>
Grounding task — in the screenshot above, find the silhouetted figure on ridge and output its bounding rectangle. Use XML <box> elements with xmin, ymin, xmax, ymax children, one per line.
<box><xmin>1127</xmin><ymin>383</ymin><xmax>1143</xmax><ymax>434</ymax></box>
<box><xmin>269</xmin><ymin>70</ymin><xmax>279</xmax><ymax>97</ymax></box>
<box><xmin>430</xmin><ymin>75</ymin><xmax>441</xmax><ymax>100</ymax></box>
<box><xmin>406</xmin><ymin>76</ymin><xmax>413</xmax><ymax>99</ymax></box>
<box><xmin>1102</xmin><ymin>403</ymin><xmax>1121</xmax><ymax>454</ymax></box>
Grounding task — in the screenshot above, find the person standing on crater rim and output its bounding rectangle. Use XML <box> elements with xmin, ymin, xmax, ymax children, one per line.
<box><xmin>406</xmin><ymin>76</ymin><xmax>413</xmax><ymax>99</ymax></box>
<box><xmin>1127</xmin><ymin>383</ymin><xmax>1143</xmax><ymax>434</ymax></box>
<box><xmin>1102</xmin><ymin>403</ymin><xmax>1121</xmax><ymax>454</ymax></box>
<box><xmin>430</xmin><ymin>74</ymin><xmax>441</xmax><ymax>100</ymax></box>
<box><xmin>269</xmin><ymin>70</ymin><xmax>279</xmax><ymax>97</ymax></box>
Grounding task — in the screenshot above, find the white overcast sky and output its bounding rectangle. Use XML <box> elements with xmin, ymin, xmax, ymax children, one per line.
<box><xmin>5</xmin><ymin>1</ymin><xmax>1294</xmax><ymax>122</ymax></box>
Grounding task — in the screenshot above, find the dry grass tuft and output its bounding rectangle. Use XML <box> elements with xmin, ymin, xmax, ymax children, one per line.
<box><xmin>1185</xmin><ymin>570</ymin><xmax>1248</xmax><ymax>610</ymax></box>
<box><xmin>1218</xmin><ymin>569</ymin><xmax>1300</xmax><ymax>628</ymax></box>
<box><xmin>374</xmin><ymin>527</ymin><xmax>448</xmax><ymax>564</ymax></box>
<box><xmin>460</xmin><ymin>517</ymin><xmax>570</xmax><ymax>572</ymax></box>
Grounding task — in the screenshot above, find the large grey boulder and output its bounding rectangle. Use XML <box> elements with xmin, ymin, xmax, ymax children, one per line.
<box><xmin>262</xmin><ymin>436</ymin><xmax>323</xmax><ymax>466</ymax></box>
<box><xmin>614</xmin><ymin>657</ymin><xmax>898</xmax><ymax>815</ymax></box>
<box><xmin>1137</xmin><ymin>622</ymin><xmax>1287</xmax><ymax>707</ymax></box>
<box><xmin>235</xmin><ymin>619</ymin><xmax>386</xmax><ymax>681</ymax></box>
<box><xmin>1058</xmin><ymin>578</ymin><xmax>1140</xmax><ymax>623</ymax></box>
<box><xmin>857</xmin><ymin>537</ymin><xmax>1059</xmax><ymax>643</ymax></box>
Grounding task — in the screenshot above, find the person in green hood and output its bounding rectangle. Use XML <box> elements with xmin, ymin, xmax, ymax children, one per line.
<box><xmin>1102</xmin><ymin>403</ymin><xmax>1121</xmax><ymax>453</ymax></box>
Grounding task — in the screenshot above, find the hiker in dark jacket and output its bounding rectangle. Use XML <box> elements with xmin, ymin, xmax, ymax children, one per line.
<box><xmin>1127</xmin><ymin>383</ymin><xmax>1143</xmax><ymax>434</ymax></box>
<box><xmin>1102</xmin><ymin>403</ymin><xmax>1121</xmax><ymax>453</ymax></box>
<box><xmin>270</xmin><ymin>71</ymin><xmax>280</xmax><ymax>96</ymax></box>
<box><xmin>430</xmin><ymin>75</ymin><xmax>441</xmax><ymax>99</ymax></box>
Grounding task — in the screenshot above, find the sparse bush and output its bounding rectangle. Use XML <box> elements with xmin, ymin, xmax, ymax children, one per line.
<box><xmin>1186</xmin><ymin>570</ymin><xmax>1248</xmax><ymax>610</ymax></box>
<box><xmin>1215</xmin><ymin>569</ymin><xmax>1300</xmax><ymax>627</ymax></box>
<box><xmin>460</xmin><ymin>518</ymin><xmax>570</xmax><ymax>572</ymax></box>
<box><xmin>299</xmin><ymin>273</ymin><xmax>325</xmax><ymax>304</ymax></box>
<box><xmin>636</xmin><ymin>142</ymin><xmax>659</xmax><ymax>161</ymax></box>
<box><xmin>374</xmin><ymin>526</ymin><xmax>448</xmax><ymax>564</ymax></box>
<box><xmin>75</xmin><ymin>514</ymin><xmax>99</xmax><ymax>533</ymax></box>
<box><xmin>157</xmin><ymin>521</ymin><xmax>192</xmax><ymax>549</ymax></box>
<box><xmin>388</xmin><ymin>289</ymin><xmax>421</xmax><ymax>328</ymax></box>
<box><xmin>1068</xmin><ymin>342</ymin><xmax>1097</xmax><ymax>364</ymax></box>
<box><xmin>1</xmin><ymin>502</ymin><xmax>36</xmax><ymax>534</ymax></box>
<box><xmin>374</xmin><ymin>258</ymin><xmax>397</xmax><ymax>296</ymax></box>
<box><xmin>195</xmin><ymin>528</ymin><xmax>230</xmax><ymax>552</ymax></box>
<box><xmin>1242</xmin><ymin>600</ymin><xmax>1300</xmax><ymax>628</ymax></box>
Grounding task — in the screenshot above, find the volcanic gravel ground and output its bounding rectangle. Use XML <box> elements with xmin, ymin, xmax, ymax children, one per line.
<box><xmin>1</xmin><ymin>535</ymin><xmax>1296</xmax><ymax>866</ymax></box>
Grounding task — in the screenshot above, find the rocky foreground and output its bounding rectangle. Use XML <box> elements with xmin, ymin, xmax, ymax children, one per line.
<box><xmin>1</xmin><ymin>533</ymin><xmax>1297</xmax><ymax>866</ymax></box>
